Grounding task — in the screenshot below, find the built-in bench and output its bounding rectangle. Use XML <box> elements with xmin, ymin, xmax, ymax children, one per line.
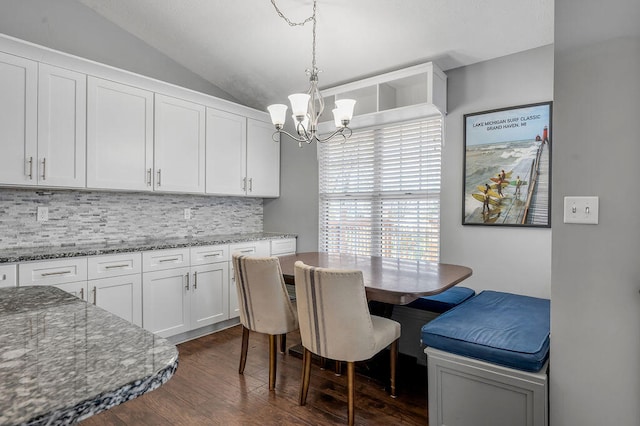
<box><xmin>421</xmin><ymin>290</ymin><xmax>550</xmax><ymax>426</ymax></box>
<box><xmin>391</xmin><ymin>287</ymin><xmax>475</xmax><ymax>364</ymax></box>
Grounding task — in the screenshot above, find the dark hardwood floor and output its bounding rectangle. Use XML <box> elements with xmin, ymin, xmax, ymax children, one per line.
<box><xmin>82</xmin><ymin>325</ymin><xmax>429</xmax><ymax>425</ymax></box>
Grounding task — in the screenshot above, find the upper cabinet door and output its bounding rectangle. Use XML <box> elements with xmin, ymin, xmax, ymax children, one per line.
<box><xmin>86</xmin><ymin>77</ymin><xmax>153</xmax><ymax>191</ymax></box>
<box><xmin>154</xmin><ymin>94</ymin><xmax>206</xmax><ymax>194</ymax></box>
<box><xmin>0</xmin><ymin>52</ymin><xmax>37</xmax><ymax>186</ymax></box>
<box><xmin>246</xmin><ymin>119</ymin><xmax>280</xmax><ymax>197</ymax></box>
<box><xmin>205</xmin><ymin>108</ymin><xmax>247</xmax><ymax>196</ymax></box>
<box><xmin>37</xmin><ymin>64</ymin><xmax>87</xmax><ymax>188</ymax></box>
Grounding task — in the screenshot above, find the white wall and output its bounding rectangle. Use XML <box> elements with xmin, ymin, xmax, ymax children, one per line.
<box><xmin>440</xmin><ymin>45</ymin><xmax>554</xmax><ymax>299</ymax></box>
<box><xmin>551</xmin><ymin>1</ymin><xmax>640</xmax><ymax>424</ymax></box>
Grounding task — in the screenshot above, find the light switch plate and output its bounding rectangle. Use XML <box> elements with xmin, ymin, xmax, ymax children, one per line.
<box><xmin>563</xmin><ymin>196</ymin><xmax>599</xmax><ymax>224</ymax></box>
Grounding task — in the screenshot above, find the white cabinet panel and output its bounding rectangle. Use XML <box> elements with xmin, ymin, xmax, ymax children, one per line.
<box><xmin>37</xmin><ymin>64</ymin><xmax>86</xmax><ymax>188</ymax></box>
<box><xmin>88</xmin><ymin>252</ymin><xmax>142</xmax><ymax>280</ymax></box>
<box><xmin>142</xmin><ymin>248</ymin><xmax>190</xmax><ymax>272</ymax></box>
<box><xmin>205</xmin><ymin>108</ymin><xmax>247</xmax><ymax>196</ymax></box>
<box><xmin>154</xmin><ymin>94</ymin><xmax>206</xmax><ymax>193</ymax></box>
<box><xmin>87</xmin><ymin>77</ymin><xmax>153</xmax><ymax>191</ymax></box>
<box><xmin>191</xmin><ymin>262</ymin><xmax>229</xmax><ymax>328</ymax></box>
<box><xmin>54</xmin><ymin>281</ymin><xmax>88</xmax><ymax>301</ymax></box>
<box><xmin>19</xmin><ymin>258</ymin><xmax>88</xmax><ymax>286</ymax></box>
<box><xmin>271</xmin><ymin>238</ymin><xmax>297</xmax><ymax>256</ymax></box>
<box><xmin>190</xmin><ymin>245</ymin><xmax>229</xmax><ymax>266</ymax></box>
<box><xmin>143</xmin><ymin>266</ymin><xmax>191</xmax><ymax>338</ymax></box>
<box><xmin>246</xmin><ymin>119</ymin><xmax>280</xmax><ymax>197</ymax></box>
<box><xmin>0</xmin><ymin>51</ymin><xmax>37</xmax><ymax>186</ymax></box>
<box><xmin>90</xmin><ymin>274</ymin><xmax>142</xmax><ymax>326</ymax></box>
<box><xmin>0</xmin><ymin>264</ymin><xmax>17</xmax><ymax>288</ymax></box>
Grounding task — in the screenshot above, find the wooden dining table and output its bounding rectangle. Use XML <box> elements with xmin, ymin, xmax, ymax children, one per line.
<box><xmin>278</xmin><ymin>252</ymin><xmax>473</xmax><ymax>306</ymax></box>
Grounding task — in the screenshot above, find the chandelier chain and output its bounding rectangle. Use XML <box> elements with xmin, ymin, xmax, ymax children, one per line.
<box><xmin>270</xmin><ymin>0</ymin><xmax>318</xmax><ymax>71</ymax></box>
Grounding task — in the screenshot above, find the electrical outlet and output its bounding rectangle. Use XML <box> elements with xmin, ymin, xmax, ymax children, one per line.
<box><xmin>184</xmin><ymin>208</ymin><xmax>191</xmax><ymax>220</ymax></box>
<box><xmin>37</xmin><ymin>206</ymin><xmax>49</xmax><ymax>222</ymax></box>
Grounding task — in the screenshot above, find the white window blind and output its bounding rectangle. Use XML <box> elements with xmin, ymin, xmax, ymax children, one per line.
<box><xmin>318</xmin><ymin>118</ymin><xmax>442</xmax><ymax>262</ymax></box>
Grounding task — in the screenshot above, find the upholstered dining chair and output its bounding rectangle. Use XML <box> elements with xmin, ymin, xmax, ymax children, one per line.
<box><xmin>293</xmin><ymin>261</ymin><xmax>401</xmax><ymax>425</ymax></box>
<box><xmin>232</xmin><ymin>254</ymin><xmax>299</xmax><ymax>390</ymax></box>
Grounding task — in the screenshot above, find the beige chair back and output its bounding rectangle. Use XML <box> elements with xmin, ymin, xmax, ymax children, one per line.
<box><xmin>294</xmin><ymin>260</ymin><xmax>380</xmax><ymax>362</ymax></box>
<box><xmin>232</xmin><ymin>254</ymin><xmax>298</xmax><ymax>335</ymax></box>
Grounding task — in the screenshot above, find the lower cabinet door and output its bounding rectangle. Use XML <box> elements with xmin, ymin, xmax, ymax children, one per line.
<box><xmin>191</xmin><ymin>262</ymin><xmax>229</xmax><ymax>328</ymax></box>
<box><xmin>90</xmin><ymin>274</ymin><xmax>142</xmax><ymax>327</ymax></box>
<box><xmin>143</xmin><ymin>267</ymin><xmax>190</xmax><ymax>338</ymax></box>
<box><xmin>228</xmin><ymin>272</ymin><xmax>240</xmax><ymax>319</ymax></box>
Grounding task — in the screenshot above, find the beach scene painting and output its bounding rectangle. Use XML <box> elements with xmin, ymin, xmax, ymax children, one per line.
<box><xmin>463</xmin><ymin>102</ymin><xmax>552</xmax><ymax>227</ymax></box>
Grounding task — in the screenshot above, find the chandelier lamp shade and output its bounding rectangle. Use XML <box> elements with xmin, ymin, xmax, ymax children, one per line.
<box><xmin>267</xmin><ymin>0</ymin><xmax>356</xmax><ymax>147</ymax></box>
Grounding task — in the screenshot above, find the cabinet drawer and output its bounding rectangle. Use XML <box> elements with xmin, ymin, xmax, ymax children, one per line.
<box><xmin>19</xmin><ymin>258</ymin><xmax>88</xmax><ymax>286</ymax></box>
<box><xmin>0</xmin><ymin>264</ymin><xmax>17</xmax><ymax>288</ymax></box>
<box><xmin>270</xmin><ymin>238</ymin><xmax>297</xmax><ymax>256</ymax></box>
<box><xmin>190</xmin><ymin>245</ymin><xmax>229</xmax><ymax>266</ymax></box>
<box><xmin>88</xmin><ymin>252</ymin><xmax>142</xmax><ymax>280</ymax></box>
<box><xmin>142</xmin><ymin>248</ymin><xmax>190</xmax><ymax>272</ymax></box>
<box><xmin>229</xmin><ymin>240</ymin><xmax>270</xmax><ymax>257</ymax></box>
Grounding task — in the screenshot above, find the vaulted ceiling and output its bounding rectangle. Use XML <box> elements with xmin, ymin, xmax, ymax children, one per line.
<box><xmin>76</xmin><ymin>0</ymin><xmax>554</xmax><ymax>110</ymax></box>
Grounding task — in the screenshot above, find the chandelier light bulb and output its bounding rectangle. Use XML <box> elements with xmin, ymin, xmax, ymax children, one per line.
<box><xmin>267</xmin><ymin>104</ymin><xmax>288</xmax><ymax>128</ymax></box>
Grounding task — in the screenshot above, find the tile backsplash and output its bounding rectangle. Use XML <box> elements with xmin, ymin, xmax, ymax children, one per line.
<box><xmin>0</xmin><ymin>189</ymin><xmax>263</xmax><ymax>249</ymax></box>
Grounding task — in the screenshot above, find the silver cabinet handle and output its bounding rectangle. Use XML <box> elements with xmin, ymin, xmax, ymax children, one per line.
<box><xmin>41</xmin><ymin>270</ymin><xmax>72</xmax><ymax>277</ymax></box>
<box><xmin>41</xmin><ymin>158</ymin><xmax>46</xmax><ymax>181</ymax></box>
<box><xmin>26</xmin><ymin>156</ymin><xmax>33</xmax><ymax>180</ymax></box>
<box><xmin>79</xmin><ymin>287</ymin><xmax>84</xmax><ymax>300</ymax></box>
<box><xmin>0</xmin><ymin>274</ymin><xmax>5</xmax><ymax>281</ymax></box>
<box><xmin>193</xmin><ymin>271</ymin><xmax>198</xmax><ymax>289</ymax></box>
<box><xmin>157</xmin><ymin>169</ymin><xmax>162</xmax><ymax>187</ymax></box>
<box><xmin>239</xmin><ymin>249</ymin><xmax>254</xmax><ymax>254</ymax></box>
<box><xmin>242</xmin><ymin>177</ymin><xmax>247</xmax><ymax>191</ymax></box>
<box><xmin>159</xmin><ymin>257</ymin><xmax>180</xmax><ymax>263</ymax></box>
<box><xmin>147</xmin><ymin>168</ymin><xmax>152</xmax><ymax>186</ymax></box>
<box><xmin>92</xmin><ymin>286</ymin><xmax>97</xmax><ymax>305</ymax></box>
<box><xmin>185</xmin><ymin>273</ymin><xmax>190</xmax><ymax>290</ymax></box>
<box><xmin>249</xmin><ymin>178</ymin><xmax>253</xmax><ymax>192</ymax></box>
<box><xmin>204</xmin><ymin>253</ymin><xmax>221</xmax><ymax>258</ymax></box>
<box><xmin>105</xmin><ymin>264</ymin><xmax>129</xmax><ymax>269</ymax></box>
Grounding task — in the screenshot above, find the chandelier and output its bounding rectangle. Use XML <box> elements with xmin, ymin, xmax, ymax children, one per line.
<box><xmin>267</xmin><ymin>0</ymin><xmax>356</xmax><ymax>147</ymax></box>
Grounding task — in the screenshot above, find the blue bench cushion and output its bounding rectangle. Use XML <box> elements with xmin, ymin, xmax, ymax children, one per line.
<box><xmin>407</xmin><ymin>286</ymin><xmax>475</xmax><ymax>313</ymax></box>
<box><xmin>421</xmin><ymin>290</ymin><xmax>550</xmax><ymax>372</ymax></box>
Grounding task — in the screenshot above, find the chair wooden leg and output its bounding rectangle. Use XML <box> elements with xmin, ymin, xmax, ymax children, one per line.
<box><xmin>347</xmin><ymin>361</ymin><xmax>355</xmax><ymax>426</ymax></box>
<box><xmin>269</xmin><ymin>334</ymin><xmax>278</xmax><ymax>390</ymax></box>
<box><xmin>299</xmin><ymin>348</ymin><xmax>312</xmax><ymax>405</ymax></box>
<box><xmin>239</xmin><ymin>326</ymin><xmax>250</xmax><ymax>374</ymax></box>
<box><xmin>335</xmin><ymin>360</ymin><xmax>342</xmax><ymax>376</ymax></box>
<box><xmin>390</xmin><ymin>338</ymin><xmax>398</xmax><ymax>398</ymax></box>
<box><xmin>279</xmin><ymin>333</ymin><xmax>287</xmax><ymax>354</ymax></box>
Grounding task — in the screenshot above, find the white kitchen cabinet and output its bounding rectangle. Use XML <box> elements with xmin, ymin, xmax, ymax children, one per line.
<box><xmin>205</xmin><ymin>108</ymin><xmax>246</xmax><ymax>196</ymax></box>
<box><xmin>143</xmin><ymin>265</ymin><xmax>191</xmax><ymax>337</ymax></box>
<box><xmin>228</xmin><ymin>240</ymin><xmax>271</xmax><ymax>318</ymax></box>
<box><xmin>246</xmin><ymin>119</ymin><xmax>280</xmax><ymax>197</ymax></box>
<box><xmin>0</xmin><ymin>264</ymin><xmax>17</xmax><ymax>288</ymax></box>
<box><xmin>270</xmin><ymin>238</ymin><xmax>297</xmax><ymax>256</ymax></box>
<box><xmin>19</xmin><ymin>257</ymin><xmax>88</xmax><ymax>287</ymax></box>
<box><xmin>86</xmin><ymin>76</ymin><xmax>154</xmax><ymax>191</ymax></box>
<box><xmin>88</xmin><ymin>253</ymin><xmax>142</xmax><ymax>326</ymax></box>
<box><xmin>0</xmin><ymin>51</ymin><xmax>37</xmax><ymax>186</ymax></box>
<box><xmin>37</xmin><ymin>63</ymin><xmax>86</xmax><ymax>188</ymax></box>
<box><xmin>205</xmin><ymin>109</ymin><xmax>280</xmax><ymax>197</ymax></box>
<box><xmin>154</xmin><ymin>94</ymin><xmax>206</xmax><ymax>194</ymax></box>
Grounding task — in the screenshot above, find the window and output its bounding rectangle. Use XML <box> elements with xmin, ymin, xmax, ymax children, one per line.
<box><xmin>318</xmin><ymin>118</ymin><xmax>442</xmax><ymax>262</ymax></box>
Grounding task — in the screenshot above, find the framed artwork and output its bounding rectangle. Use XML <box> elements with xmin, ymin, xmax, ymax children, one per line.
<box><xmin>462</xmin><ymin>101</ymin><xmax>552</xmax><ymax>227</ymax></box>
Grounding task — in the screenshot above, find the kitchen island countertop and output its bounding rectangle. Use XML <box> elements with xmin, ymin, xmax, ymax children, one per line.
<box><xmin>0</xmin><ymin>285</ymin><xmax>178</xmax><ymax>425</ymax></box>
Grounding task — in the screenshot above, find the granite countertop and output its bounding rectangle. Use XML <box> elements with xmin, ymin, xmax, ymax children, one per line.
<box><xmin>0</xmin><ymin>286</ymin><xmax>178</xmax><ymax>425</ymax></box>
<box><xmin>0</xmin><ymin>232</ymin><xmax>297</xmax><ymax>263</ymax></box>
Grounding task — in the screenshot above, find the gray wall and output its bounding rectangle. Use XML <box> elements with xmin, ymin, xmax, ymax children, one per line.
<box><xmin>0</xmin><ymin>0</ymin><xmax>237</xmax><ymax>103</ymax></box>
<box><xmin>441</xmin><ymin>45</ymin><xmax>554</xmax><ymax>299</ymax></box>
<box><xmin>551</xmin><ymin>1</ymin><xmax>640</xmax><ymax>424</ymax></box>
<box><xmin>264</xmin><ymin>124</ymin><xmax>319</xmax><ymax>252</ymax></box>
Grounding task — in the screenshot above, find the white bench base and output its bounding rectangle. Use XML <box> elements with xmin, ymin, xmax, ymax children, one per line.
<box><xmin>426</xmin><ymin>347</ymin><xmax>548</xmax><ymax>426</ymax></box>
